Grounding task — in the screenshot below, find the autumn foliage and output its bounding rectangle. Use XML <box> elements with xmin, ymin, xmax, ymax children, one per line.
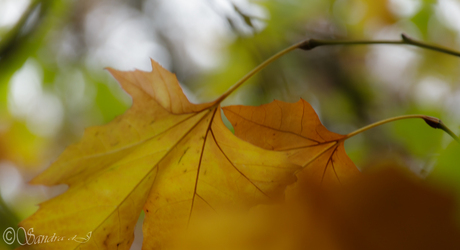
<box><xmin>174</xmin><ymin>168</ymin><xmax>460</xmax><ymax>250</ymax></box>
<box><xmin>224</xmin><ymin>99</ymin><xmax>359</xmax><ymax>186</ymax></box>
<box><xmin>18</xmin><ymin>59</ymin><xmax>460</xmax><ymax>249</ymax></box>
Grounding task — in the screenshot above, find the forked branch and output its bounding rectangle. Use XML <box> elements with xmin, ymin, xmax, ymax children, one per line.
<box><xmin>218</xmin><ymin>34</ymin><xmax>460</xmax><ymax>143</ymax></box>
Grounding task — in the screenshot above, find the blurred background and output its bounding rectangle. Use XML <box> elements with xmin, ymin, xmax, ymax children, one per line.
<box><xmin>1</xmin><ymin>0</ymin><xmax>460</xmax><ymax>249</ymax></box>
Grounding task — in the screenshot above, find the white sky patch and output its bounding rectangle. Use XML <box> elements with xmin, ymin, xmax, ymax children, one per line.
<box><xmin>446</xmin><ymin>89</ymin><xmax>460</xmax><ymax>125</ymax></box>
<box><xmin>144</xmin><ymin>0</ymin><xmax>267</xmax><ymax>71</ymax></box>
<box><xmin>84</xmin><ymin>3</ymin><xmax>170</xmax><ymax>72</ymax></box>
<box><xmin>413</xmin><ymin>76</ymin><xmax>451</xmax><ymax>108</ymax></box>
<box><xmin>8</xmin><ymin>60</ymin><xmax>42</xmax><ymax>117</ymax></box>
<box><xmin>0</xmin><ymin>0</ymin><xmax>30</xmax><ymax>28</ymax></box>
<box><xmin>388</xmin><ymin>0</ymin><xmax>422</xmax><ymax>18</ymax></box>
<box><xmin>0</xmin><ymin>162</ymin><xmax>22</xmax><ymax>204</ymax></box>
<box><xmin>366</xmin><ymin>46</ymin><xmax>419</xmax><ymax>91</ymax></box>
<box><xmin>83</xmin><ymin>0</ymin><xmax>267</xmax><ymax>80</ymax></box>
<box><xmin>27</xmin><ymin>92</ymin><xmax>64</xmax><ymax>136</ymax></box>
<box><xmin>366</xmin><ymin>25</ymin><xmax>421</xmax><ymax>95</ymax></box>
<box><xmin>0</xmin><ymin>161</ymin><xmax>69</xmax><ymax>211</ymax></box>
<box><xmin>8</xmin><ymin>59</ymin><xmax>64</xmax><ymax>137</ymax></box>
<box><xmin>148</xmin><ymin>0</ymin><xmax>233</xmax><ymax>70</ymax></box>
<box><xmin>435</xmin><ymin>0</ymin><xmax>460</xmax><ymax>32</ymax></box>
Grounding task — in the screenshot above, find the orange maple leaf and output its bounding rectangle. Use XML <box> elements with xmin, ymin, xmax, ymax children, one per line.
<box><xmin>223</xmin><ymin>99</ymin><xmax>360</xmax><ymax>185</ymax></box>
<box><xmin>19</xmin><ymin>60</ymin><xmax>299</xmax><ymax>249</ymax></box>
<box><xmin>172</xmin><ymin>167</ymin><xmax>460</xmax><ymax>250</ymax></box>
<box><xmin>283</xmin><ymin>167</ymin><xmax>460</xmax><ymax>250</ymax></box>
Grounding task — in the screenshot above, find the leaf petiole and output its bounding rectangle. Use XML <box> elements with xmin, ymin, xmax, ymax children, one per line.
<box><xmin>437</xmin><ymin>121</ymin><xmax>460</xmax><ymax>143</ymax></box>
<box><xmin>217</xmin><ymin>34</ymin><xmax>460</xmax><ymax>104</ymax></box>
<box><xmin>217</xmin><ymin>35</ymin><xmax>460</xmax><ymax>143</ymax></box>
<box><xmin>215</xmin><ymin>40</ymin><xmax>307</xmax><ymax>103</ymax></box>
<box><xmin>343</xmin><ymin>114</ymin><xmax>460</xmax><ymax>143</ymax></box>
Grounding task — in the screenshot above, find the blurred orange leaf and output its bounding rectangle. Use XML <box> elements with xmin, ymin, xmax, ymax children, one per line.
<box><xmin>284</xmin><ymin>167</ymin><xmax>460</xmax><ymax>250</ymax></box>
<box><xmin>19</xmin><ymin>60</ymin><xmax>299</xmax><ymax>249</ymax></box>
<box><xmin>223</xmin><ymin>99</ymin><xmax>360</xmax><ymax>185</ymax></box>
<box><xmin>174</xmin><ymin>167</ymin><xmax>460</xmax><ymax>250</ymax></box>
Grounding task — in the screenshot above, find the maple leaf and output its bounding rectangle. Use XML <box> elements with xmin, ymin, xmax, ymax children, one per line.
<box><xmin>172</xmin><ymin>167</ymin><xmax>460</xmax><ymax>250</ymax></box>
<box><xmin>19</xmin><ymin>60</ymin><xmax>299</xmax><ymax>249</ymax></box>
<box><xmin>223</xmin><ymin>99</ymin><xmax>360</xmax><ymax>185</ymax></box>
<box><xmin>283</xmin><ymin>167</ymin><xmax>460</xmax><ymax>250</ymax></box>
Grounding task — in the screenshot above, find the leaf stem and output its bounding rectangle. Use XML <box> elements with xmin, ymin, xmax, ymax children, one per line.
<box><xmin>217</xmin><ymin>34</ymin><xmax>460</xmax><ymax>104</ymax></box>
<box><xmin>215</xmin><ymin>40</ymin><xmax>307</xmax><ymax>103</ymax></box>
<box><xmin>438</xmin><ymin>121</ymin><xmax>460</xmax><ymax>143</ymax></box>
<box><xmin>343</xmin><ymin>114</ymin><xmax>459</xmax><ymax>143</ymax></box>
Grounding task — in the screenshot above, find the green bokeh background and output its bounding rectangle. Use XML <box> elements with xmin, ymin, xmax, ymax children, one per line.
<box><xmin>1</xmin><ymin>0</ymin><xmax>460</xmax><ymax>249</ymax></box>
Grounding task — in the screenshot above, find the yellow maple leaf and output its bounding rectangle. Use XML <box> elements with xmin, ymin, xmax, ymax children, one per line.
<box><xmin>19</xmin><ymin>60</ymin><xmax>299</xmax><ymax>249</ymax></box>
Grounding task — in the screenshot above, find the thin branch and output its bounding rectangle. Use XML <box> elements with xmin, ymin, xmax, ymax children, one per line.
<box><xmin>298</xmin><ymin>33</ymin><xmax>460</xmax><ymax>57</ymax></box>
<box><xmin>214</xmin><ymin>35</ymin><xmax>460</xmax><ymax>143</ymax></box>
<box><xmin>216</xmin><ymin>34</ymin><xmax>460</xmax><ymax>104</ymax></box>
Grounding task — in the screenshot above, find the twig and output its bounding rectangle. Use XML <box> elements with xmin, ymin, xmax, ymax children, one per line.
<box><xmin>218</xmin><ymin>34</ymin><xmax>460</xmax><ymax>103</ymax></box>
<box><xmin>298</xmin><ymin>33</ymin><xmax>460</xmax><ymax>57</ymax></box>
